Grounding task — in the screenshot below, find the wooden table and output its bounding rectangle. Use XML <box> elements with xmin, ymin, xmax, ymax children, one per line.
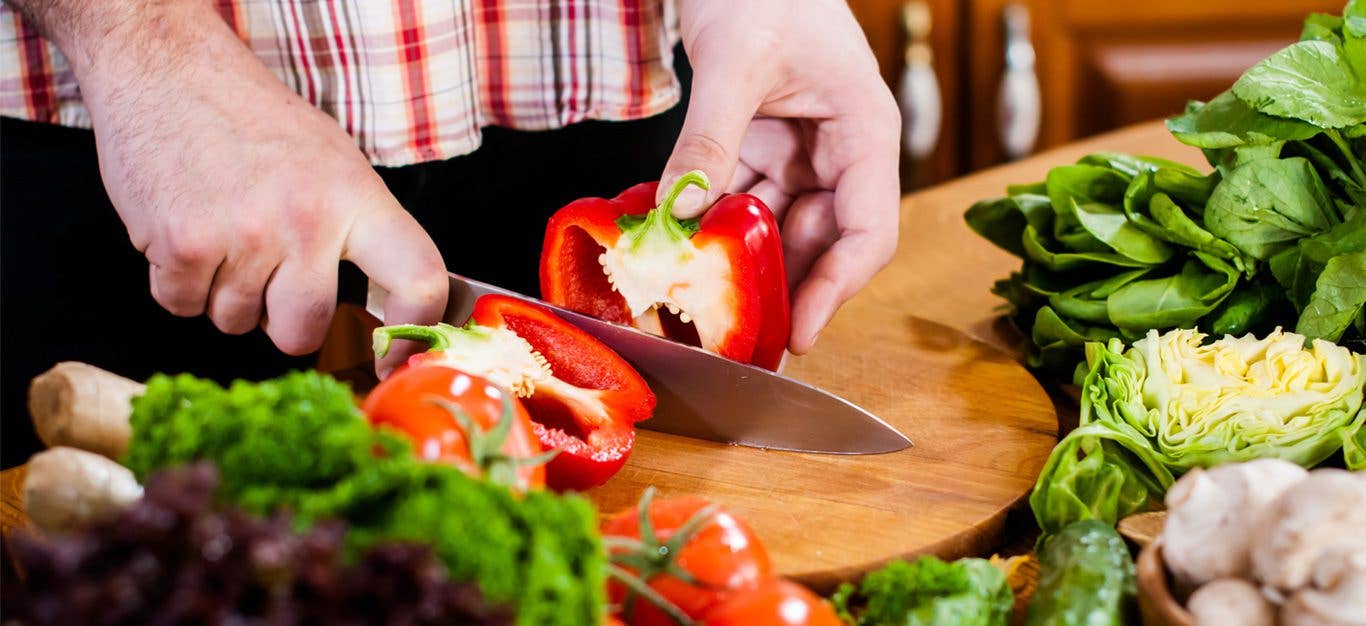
<box><xmin>0</xmin><ymin>119</ymin><xmax>1203</xmax><ymax>596</ymax></box>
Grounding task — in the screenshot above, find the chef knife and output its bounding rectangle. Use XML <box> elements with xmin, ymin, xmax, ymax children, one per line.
<box><xmin>366</xmin><ymin>273</ymin><xmax>912</xmax><ymax>455</ymax></box>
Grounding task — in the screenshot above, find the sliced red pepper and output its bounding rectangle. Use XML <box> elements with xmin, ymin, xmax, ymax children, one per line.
<box><xmin>373</xmin><ymin>294</ymin><xmax>656</xmax><ymax>492</ymax></box>
<box><xmin>540</xmin><ymin>170</ymin><xmax>791</xmax><ymax>371</ymax></box>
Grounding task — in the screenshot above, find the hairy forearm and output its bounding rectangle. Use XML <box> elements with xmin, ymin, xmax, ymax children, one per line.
<box><xmin>4</xmin><ymin>0</ymin><xmax>260</xmax><ymax>104</ymax></box>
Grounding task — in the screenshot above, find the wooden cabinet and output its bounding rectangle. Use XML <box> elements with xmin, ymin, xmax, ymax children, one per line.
<box><xmin>848</xmin><ymin>0</ymin><xmax>1344</xmax><ymax>190</ymax></box>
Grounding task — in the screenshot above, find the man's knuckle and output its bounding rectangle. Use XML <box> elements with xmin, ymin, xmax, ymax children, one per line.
<box><xmin>234</xmin><ymin>221</ymin><xmax>271</xmax><ymax>252</ymax></box>
<box><xmin>269</xmin><ymin>317</ymin><xmax>327</xmax><ymax>355</ymax></box>
<box><xmin>164</xmin><ymin>231</ymin><xmax>213</xmax><ymax>267</ymax></box>
<box><xmin>153</xmin><ymin>285</ymin><xmax>202</xmax><ymax>317</ymax></box>
<box><xmin>678</xmin><ymin>132</ymin><xmax>731</xmax><ymax>168</ymax></box>
<box><xmin>410</xmin><ymin>264</ymin><xmax>450</xmax><ymax>307</ymax></box>
<box><xmin>741</xmin><ymin>28</ymin><xmax>782</xmax><ymax>59</ymax></box>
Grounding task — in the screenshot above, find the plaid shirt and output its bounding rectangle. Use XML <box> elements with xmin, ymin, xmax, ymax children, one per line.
<box><xmin>0</xmin><ymin>0</ymin><xmax>680</xmax><ymax>167</ymax></box>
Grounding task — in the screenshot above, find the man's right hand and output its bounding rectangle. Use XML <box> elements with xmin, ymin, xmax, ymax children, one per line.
<box><xmin>21</xmin><ymin>0</ymin><xmax>448</xmax><ymax>362</ymax></box>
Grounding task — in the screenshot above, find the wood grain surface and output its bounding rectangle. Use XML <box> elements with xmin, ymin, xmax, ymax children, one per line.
<box><xmin>591</xmin><ymin>316</ymin><xmax>1057</xmax><ymax>591</ymax></box>
<box><xmin>0</xmin><ymin>119</ymin><xmax>1205</xmax><ymax>592</ymax></box>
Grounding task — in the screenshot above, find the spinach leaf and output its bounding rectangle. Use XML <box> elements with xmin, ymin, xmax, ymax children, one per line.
<box><xmin>1147</xmin><ymin>193</ymin><xmax>1251</xmax><ymax>271</ymax></box>
<box><xmin>1106</xmin><ymin>255</ymin><xmax>1239</xmax><ymax>332</ymax></box>
<box><xmin>1028</xmin><ymin>306</ymin><xmax>1124</xmax><ymax>376</ymax></box>
<box><xmin>965</xmin><ymin>198</ymin><xmax>1028</xmax><ymax>257</ymax></box>
<box><xmin>1072</xmin><ymin>200</ymin><xmax>1175</xmax><ymax>264</ymax></box>
<box><xmin>1300</xmin><ymin>12</ymin><xmax>1344</xmax><ymax>44</ymax></box>
<box><xmin>1047</xmin><ymin>165</ymin><xmax>1132</xmax><ymax>252</ymax></box>
<box><xmin>1286</xmin><ymin>136</ymin><xmax>1366</xmax><ymax>204</ymax></box>
<box><xmin>1077</xmin><ymin>152</ymin><xmax>1199</xmax><ymax>179</ymax></box>
<box><xmin>1022</xmin><ymin>225</ymin><xmax>1154</xmax><ymax>271</ymax></box>
<box><xmin>1200</xmin><ymin>281</ymin><xmax>1288</xmax><ymax>337</ymax></box>
<box><xmin>1205</xmin><ymin>157</ymin><xmax>1337</xmax><ymax>260</ymax></box>
<box><xmin>1009</xmin><ymin>181</ymin><xmax>1049</xmax><ymax>195</ymax></box>
<box><xmin>1270</xmin><ymin>211</ymin><xmax>1366</xmax><ymax>312</ymax></box>
<box><xmin>1047</xmin><ymin>165</ymin><xmax>1130</xmax><ymax>211</ymax></box>
<box><xmin>1154</xmin><ymin>167</ymin><xmax>1218</xmax><ymax>208</ymax></box>
<box><xmin>1167</xmin><ymin>90</ymin><xmax>1321</xmax><ymax>148</ymax></box>
<box><xmin>1297</xmin><ymin>251</ymin><xmax>1366</xmax><ymax>342</ymax></box>
<box><xmin>1301</xmin><ymin>210</ymin><xmax>1366</xmax><ymax>263</ymax></box>
<box><xmin>1343</xmin><ymin>0</ymin><xmax>1366</xmax><ymax>78</ymax></box>
<box><xmin>1232</xmin><ymin>40</ymin><xmax>1366</xmax><ymax>129</ymax></box>
<box><xmin>966</xmin><ymin>194</ymin><xmax>1056</xmax><ymax>258</ymax></box>
<box><xmin>1048</xmin><ymin>271</ymin><xmax>1151</xmax><ymax>327</ymax></box>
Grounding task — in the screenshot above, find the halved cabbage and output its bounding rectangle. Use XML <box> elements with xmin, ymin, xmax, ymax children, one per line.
<box><xmin>1031</xmin><ymin>328</ymin><xmax>1366</xmax><ymax>539</ymax></box>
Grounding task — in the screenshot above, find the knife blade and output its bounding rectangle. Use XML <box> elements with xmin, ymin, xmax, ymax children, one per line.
<box><xmin>366</xmin><ymin>273</ymin><xmax>912</xmax><ymax>455</ymax></box>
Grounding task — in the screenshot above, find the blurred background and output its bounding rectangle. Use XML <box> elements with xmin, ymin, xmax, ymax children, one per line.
<box><xmin>850</xmin><ymin>0</ymin><xmax>1344</xmax><ymax>191</ymax></box>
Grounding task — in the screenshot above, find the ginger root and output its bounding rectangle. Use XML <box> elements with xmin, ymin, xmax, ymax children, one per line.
<box><xmin>28</xmin><ymin>361</ymin><xmax>143</xmax><ymax>459</ymax></box>
<box><xmin>24</xmin><ymin>446</ymin><xmax>142</xmax><ymax>532</ymax></box>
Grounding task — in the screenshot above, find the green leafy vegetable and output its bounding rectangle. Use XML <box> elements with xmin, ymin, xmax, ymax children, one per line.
<box><xmin>1105</xmin><ymin>255</ymin><xmax>1238</xmax><ymax>332</ymax></box>
<box><xmin>831</xmin><ymin>556</ymin><xmax>1013</xmax><ymax>626</ymax></box>
<box><xmin>1030</xmin><ymin>328</ymin><xmax>1366</xmax><ymax>539</ymax></box>
<box><xmin>964</xmin><ymin>3</ymin><xmax>1366</xmax><ymax>379</ymax></box>
<box><xmin>1166</xmin><ymin>91</ymin><xmax>1321</xmax><ymax>148</ymax></box>
<box><xmin>1204</xmin><ymin>157</ymin><xmax>1337</xmax><ymax>261</ymax></box>
<box><xmin>1297</xmin><ymin>250</ymin><xmax>1366</xmax><ymax>341</ymax></box>
<box><xmin>1232</xmin><ymin>39</ymin><xmax>1366</xmax><ymax>129</ymax></box>
<box><xmin>1025</xmin><ymin>520</ymin><xmax>1137</xmax><ymax>626</ymax></box>
<box><xmin>123</xmin><ymin>371</ymin><xmax>605</xmax><ymax>626</ymax></box>
<box><xmin>1072</xmin><ymin>200</ymin><xmax>1174</xmax><ymax>264</ymax></box>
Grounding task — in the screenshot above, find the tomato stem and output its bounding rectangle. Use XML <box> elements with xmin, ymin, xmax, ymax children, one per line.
<box><xmin>427</xmin><ymin>394</ymin><xmax>557</xmax><ymax>490</ymax></box>
<box><xmin>606</xmin><ymin>564</ymin><xmax>695</xmax><ymax>626</ymax></box>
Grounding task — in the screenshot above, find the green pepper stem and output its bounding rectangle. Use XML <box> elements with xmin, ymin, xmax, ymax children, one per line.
<box><xmin>372</xmin><ymin>323</ymin><xmax>461</xmax><ymax>358</ymax></box>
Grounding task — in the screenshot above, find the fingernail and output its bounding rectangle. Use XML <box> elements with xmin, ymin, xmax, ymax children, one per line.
<box><xmin>671</xmin><ymin>184</ymin><xmax>708</xmax><ymax>218</ymax></box>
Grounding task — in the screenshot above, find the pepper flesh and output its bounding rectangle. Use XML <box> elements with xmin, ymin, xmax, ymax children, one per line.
<box><xmin>540</xmin><ymin>171</ymin><xmax>790</xmax><ymax>371</ymax></box>
<box><xmin>373</xmin><ymin>294</ymin><xmax>655</xmax><ymax>491</ymax></box>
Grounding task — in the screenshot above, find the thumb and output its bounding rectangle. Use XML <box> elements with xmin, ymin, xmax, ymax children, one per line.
<box><xmin>658</xmin><ymin>64</ymin><xmax>764</xmax><ymax>218</ymax></box>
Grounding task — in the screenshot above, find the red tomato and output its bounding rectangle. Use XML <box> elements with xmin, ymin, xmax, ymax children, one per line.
<box><xmin>362</xmin><ymin>365</ymin><xmax>546</xmax><ymax>490</ymax></box>
<box><xmin>603</xmin><ymin>494</ymin><xmax>772</xmax><ymax>626</ymax></box>
<box><xmin>701</xmin><ymin>580</ymin><xmax>843</xmax><ymax>626</ymax></box>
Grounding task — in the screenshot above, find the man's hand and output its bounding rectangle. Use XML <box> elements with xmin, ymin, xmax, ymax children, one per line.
<box><xmin>17</xmin><ymin>0</ymin><xmax>447</xmax><ymax>366</ymax></box>
<box><xmin>661</xmin><ymin>0</ymin><xmax>901</xmax><ymax>354</ymax></box>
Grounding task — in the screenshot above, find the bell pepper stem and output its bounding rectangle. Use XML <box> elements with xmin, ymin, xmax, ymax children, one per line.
<box><xmin>617</xmin><ymin>171</ymin><xmax>710</xmax><ymax>251</ymax></box>
<box><xmin>372</xmin><ymin>323</ymin><xmax>462</xmax><ymax>358</ymax></box>
<box><xmin>660</xmin><ymin>170</ymin><xmax>711</xmax><ymax>214</ymax></box>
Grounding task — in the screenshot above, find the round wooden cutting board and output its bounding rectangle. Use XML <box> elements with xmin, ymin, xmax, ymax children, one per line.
<box><xmin>584</xmin><ymin>315</ymin><xmax>1057</xmax><ymax>591</ymax></box>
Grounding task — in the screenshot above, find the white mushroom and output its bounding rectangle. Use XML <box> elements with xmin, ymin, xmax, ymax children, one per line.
<box><xmin>1162</xmin><ymin>459</ymin><xmax>1308</xmax><ymax>586</ymax></box>
<box><xmin>1281</xmin><ymin>547</ymin><xmax>1366</xmax><ymax>626</ymax></box>
<box><xmin>24</xmin><ymin>446</ymin><xmax>143</xmax><ymax>532</ymax></box>
<box><xmin>1251</xmin><ymin>469</ymin><xmax>1366</xmax><ymax>592</ymax></box>
<box><xmin>1187</xmin><ymin>578</ymin><xmax>1276</xmax><ymax>626</ymax></box>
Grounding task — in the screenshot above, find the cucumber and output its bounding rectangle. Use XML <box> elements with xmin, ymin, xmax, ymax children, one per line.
<box><xmin>1025</xmin><ymin>520</ymin><xmax>1138</xmax><ymax>626</ymax></box>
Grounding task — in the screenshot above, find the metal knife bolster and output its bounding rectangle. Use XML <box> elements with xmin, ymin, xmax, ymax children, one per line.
<box><xmin>365</xmin><ymin>274</ymin><xmax>912</xmax><ymax>455</ymax></box>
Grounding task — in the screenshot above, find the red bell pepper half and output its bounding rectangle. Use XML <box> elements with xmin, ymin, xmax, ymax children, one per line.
<box><xmin>372</xmin><ymin>294</ymin><xmax>655</xmax><ymax>492</ymax></box>
<box><xmin>540</xmin><ymin>170</ymin><xmax>791</xmax><ymax>371</ymax></box>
